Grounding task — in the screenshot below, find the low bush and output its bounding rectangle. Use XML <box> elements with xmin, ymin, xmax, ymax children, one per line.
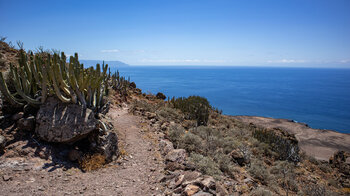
<box><xmin>189</xmin><ymin>152</ymin><xmax>222</xmax><ymax>178</ymax></box>
<box><xmin>178</xmin><ymin>132</ymin><xmax>203</xmax><ymax>153</ymax></box>
<box><xmin>167</xmin><ymin>124</ymin><xmax>185</xmax><ymax>148</ymax></box>
<box><xmin>248</xmin><ymin>160</ymin><xmax>271</xmax><ymax>184</ymax></box>
<box><xmin>156</xmin><ymin>107</ymin><xmax>183</xmax><ymax>122</ymax></box>
<box><xmin>249</xmin><ymin>187</ymin><xmax>274</xmax><ymax>196</ymax></box>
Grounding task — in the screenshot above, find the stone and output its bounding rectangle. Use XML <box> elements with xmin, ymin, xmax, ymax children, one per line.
<box><xmin>11</xmin><ymin>112</ymin><xmax>24</xmax><ymax>121</ymax></box>
<box><xmin>166</xmin><ymin>149</ymin><xmax>187</xmax><ymax>164</ymax></box>
<box><xmin>159</xmin><ymin>139</ymin><xmax>174</xmax><ymax>156</ymax></box>
<box><xmin>16</xmin><ymin>116</ymin><xmax>35</xmax><ymax>132</ymax></box>
<box><xmin>230</xmin><ymin>149</ymin><xmax>245</xmax><ymax>166</ymax></box>
<box><xmin>88</xmin><ymin>128</ymin><xmax>119</xmax><ymax>163</ymax></box>
<box><xmin>201</xmin><ymin>176</ymin><xmax>216</xmax><ymax>190</ymax></box>
<box><xmin>35</xmin><ymin>97</ymin><xmax>98</xmax><ymax>143</ymax></box>
<box><xmin>68</xmin><ymin>149</ymin><xmax>83</xmax><ymax>162</ymax></box>
<box><xmin>130</xmin><ymin>82</ymin><xmax>136</xmax><ymax>89</ymax></box>
<box><xmin>215</xmin><ymin>182</ymin><xmax>229</xmax><ymax>196</ymax></box>
<box><xmin>146</xmin><ymin>112</ymin><xmax>157</xmax><ymax>120</ymax></box>
<box><xmin>0</xmin><ymin>135</ymin><xmax>6</xmax><ymax>152</ymax></box>
<box><xmin>156</xmin><ymin>92</ymin><xmax>166</xmax><ymax>100</ymax></box>
<box><xmin>193</xmin><ymin>191</ymin><xmax>213</xmax><ymax>196</ymax></box>
<box><xmin>2</xmin><ymin>175</ymin><xmax>12</xmax><ymax>181</ymax></box>
<box><xmin>166</xmin><ymin>162</ymin><xmax>186</xmax><ymax>171</ymax></box>
<box><xmin>184</xmin><ymin>184</ymin><xmax>200</xmax><ymax>196</ymax></box>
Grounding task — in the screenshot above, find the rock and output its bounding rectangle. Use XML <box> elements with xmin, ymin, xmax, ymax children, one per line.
<box><xmin>159</xmin><ymin>139</ymin><xmax>174</xmax><ymax>156</ymax></box>
<box><xmin>166</xmin><ymin>162</ymin><xmax>186</xmax><ymax>171</ymax></box>
<box><xmin>89</xmin><ymin>128</ymin><xmax>119</xmax><ymax>163</ymax></box>
<box><xmin>184</xmin><ymin>184</ymin><xmax>200</xmax><ymax>196</ymax></box>
<box><xmin>230</xmin><ymin>149</ymin><xmax>245</xmax><ymax>166</ymax></box>
<box><xmin>35</xmin><ymin>97</ymin><xmax>98</xmax><ymax>143</ymax></box>
<box><xmin>193</xmin><ymin>191</ymin><xmax>213</xmax><ymax>196</ymax></box>
<box><xmin>329</xmin><ymin>150</ymin><xmax>350</xmax><ymax>175</ymax></box>
<box><xmin>16</xmin><ymin>116</ymin><xmax>35</xmax><ymax>131</ymax></box>
<box><xmin>130</xmin><ymin>82</ymin><xmax>136</xmax><ymax>89</ymax></box>
<box><xmin>11</xmin><ymin>112</ymin><xmax>24</xmax><ymax>121</ymax></box>
<box><xmin>146</xmin><ymin>112</ymin><xmax>157</xmax><ymax>120</ymax></box>
<box><xmin>166</xmin><ymin>149</ymin><xmax>187</xmax><ymax>164</ymax></box>
<box><xmin>201</xmin><ymin>176</ymin><xmax>216</xmax><ymax>190</ymax></box>
<box><xmin>0</xmin><ymin>135</ymin><xmax>6</xmax><ymax>152</ymax></box>
<box><xmin>2</xmin><ymin>175</ymin><xmax>12</xmax><ymax>181</ymax></box>
<box><xmin>156</xmin><ymin>92</ymin><xmax>166</xmax><ymax>100</ymax></box>
<box><xmin>68</xmin><ymin>149</ymin><xmax>83</xmax><ymax>162</ymax></box>
<box><xmin>215</xmin><ymin>182</ymin><xmax>229</xmax><ymax>196</ymax></box>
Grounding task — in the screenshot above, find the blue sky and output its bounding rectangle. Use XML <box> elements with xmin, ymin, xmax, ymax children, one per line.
<box><xmin>1</xmin><ymin>0</ymin><xmax>349</xmax><ymax>66</ymax></box>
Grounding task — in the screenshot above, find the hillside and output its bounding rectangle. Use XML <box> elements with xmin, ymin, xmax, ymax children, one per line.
<box><xmin>0</xmin><ymin>40</ymin><xmax>349</xmax><ymax>195</ymax></box>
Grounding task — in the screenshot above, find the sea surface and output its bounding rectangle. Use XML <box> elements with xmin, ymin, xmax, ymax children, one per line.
<box><xmin>86</xmin><ymin>64</ymin><xmax>350</xmax><ymax>133</ymax></box>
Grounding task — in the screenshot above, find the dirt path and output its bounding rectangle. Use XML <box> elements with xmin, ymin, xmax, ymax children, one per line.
<box><xmin>0</xmin><ymin>106</ymin><xmax>165</xmax><ymax>195</ymax></box>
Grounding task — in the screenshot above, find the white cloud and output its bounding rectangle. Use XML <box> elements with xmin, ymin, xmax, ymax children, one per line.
<box><xmin>101</xmin><ymin>49</ymin><xmax>120</xmax><ymax>53</ymax></box>
<box><xmin>139</xmin><ymin>59</ymin><xmax>228</xmax><ymax>63</ymax></box>
<box><xmin>267</xmin><ymin>59</ymin><xmax>307</xmax><ymax>63</ymax></box>
<box><xmin>139</xmin><ymin>59</ymin><xmax>201</xmax><ymax>63</ymax></box>
<box><xmin>339</xmin><ymin>59</ymin><xmax>350</xmax><ymax>63</ymax></box>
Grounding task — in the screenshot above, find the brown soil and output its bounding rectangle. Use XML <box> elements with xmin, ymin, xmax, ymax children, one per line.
<box><xmin>232</xmin><ymin>115</ymin><xmax>350</xmax><ymax>162</ymax></box>
<box><xmin>0</xmin><ymin>105</ymin><xmax>165</xmax><ymax>195</ymax></box>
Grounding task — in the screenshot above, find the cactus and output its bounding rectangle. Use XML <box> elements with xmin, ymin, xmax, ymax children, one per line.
<box><xmin>0</xmin><ymin>50</ymin><xmax>109</xmax><ymax>112</ymax></box>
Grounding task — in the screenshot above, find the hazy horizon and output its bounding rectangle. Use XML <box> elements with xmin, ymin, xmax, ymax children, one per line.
<box><xmin>1</xmin><ymin>0</ymin><xmax>349</xmax><ymax>67</ymax></box>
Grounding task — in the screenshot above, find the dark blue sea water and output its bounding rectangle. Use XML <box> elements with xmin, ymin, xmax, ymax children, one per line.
<box><xmin>89</xmin><ymin>64</ymin><xmax>350</xmax><ymax>133</ymax></box>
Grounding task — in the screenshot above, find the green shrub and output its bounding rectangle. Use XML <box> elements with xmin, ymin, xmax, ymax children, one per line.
<box><xmin>249</xmin><ymin>187</ymin><xmax>275</xmax><ymax>196</ymax></box>
<box><xmin>129</xmin><ymin>99</ymin><xmax>157</xmax><ymax>113</ymax></box>
<box><xmin>213</xmin><ymin>152</ymin><xmax>237</xmax><ymax>177</ymax></box>
<box><xmin>178</xmin><ymin>132</ymin><xmax>203</xmax><ymax>153</ymax></box>
<box><xmin>156</xmin><ymin>107</ymin><xmax>183</xmax><ymax>122</ymax></box>
<box><xmin>248</xmin><ymin>160</ymin><xmax>271</xmax><ymax>184</ymax></box>
<box><xmin>170</xmin><ymin>96</ymin><xmax>211</xmax><ymax>126</ymax></box>
<box><xmin>167</xmin><ymin>124</ymin><xmax>185</xmax><ymax>148</ymax></box>
<box><xmin>189</xmin><ymin>152</ymin><xmax>222</xmax><ymax>177</ymax></box>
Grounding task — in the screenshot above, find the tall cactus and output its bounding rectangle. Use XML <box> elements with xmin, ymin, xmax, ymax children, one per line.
<box><xmin>0</xmin><ymin>50</ymin><xmax>109</xmax><ymax>112</ymax></box>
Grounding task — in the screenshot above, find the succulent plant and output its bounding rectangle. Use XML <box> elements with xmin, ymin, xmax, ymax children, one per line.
<box><xmin>0</xmin><ymin>50</ymin><xmax>108</xmax><ymax>112</ymax></box>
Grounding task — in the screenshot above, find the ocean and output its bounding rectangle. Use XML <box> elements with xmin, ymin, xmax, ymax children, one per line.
<box><xmin>87</xmin><ymin>64</ymin><xmax>350</xmax><ymax>134</ymax></box>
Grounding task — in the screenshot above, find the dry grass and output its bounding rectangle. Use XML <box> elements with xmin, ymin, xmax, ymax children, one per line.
<box><xmin>79</xmin><ymin>154</ymin><xmax>106</xmax><ymax>172</ymax></box>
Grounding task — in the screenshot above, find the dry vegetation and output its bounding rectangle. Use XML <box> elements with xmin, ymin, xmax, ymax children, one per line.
<box><xmin>130</xmin><ymin>94</ymin><xmax>349</xmax><ymax>195</ymax></box>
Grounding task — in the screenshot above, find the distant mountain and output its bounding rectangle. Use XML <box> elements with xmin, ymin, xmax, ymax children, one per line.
<box><xmin>80</xmin><ymin>60</ymin><xmax>129</xmax><ymax>68</ymax></box>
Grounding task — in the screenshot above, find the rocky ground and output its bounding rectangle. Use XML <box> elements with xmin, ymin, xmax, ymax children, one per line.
<box><xmin>0</xmin><ymin>104</ymin><xmax>166</xmax><ymax>195</ymax></box>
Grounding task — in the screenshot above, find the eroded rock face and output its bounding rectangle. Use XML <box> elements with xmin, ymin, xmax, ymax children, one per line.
<box><xmin>166</xmin><ymin>149</ymin><xmax>187</xmax><ymax>164</ymax></box>
<box><xmin>88</xmin><ymin>128</ymin><xmax>119</xmax><ymax>163</ymax></box>
<box><xmin>0</xmin><ymin>135</ymin><xmax>6</xmax><ymax>152</ymax></box>
<box><xmin>35</xmin><ymin>97</ymin><xmax>98</xmax><ymax>143</ymax></box>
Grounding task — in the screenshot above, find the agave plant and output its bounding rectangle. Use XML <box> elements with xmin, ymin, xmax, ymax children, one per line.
<box><xmin>0</xmin><ymin>50</ymin><xmax>108</xmax><ymax>111</ymax></box>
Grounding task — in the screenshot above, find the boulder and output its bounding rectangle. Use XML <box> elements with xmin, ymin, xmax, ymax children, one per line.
<box><xmin>193</xmin><ymin>191</ymin><xmax>213</xmax><ymax>196</ymax></box>
<box><xmin>184</xmin><ymin>184</ymin><xmax>200</xmax><ymax>196</ymax></box>
<box><xmin>89</xmin><ymin>128</ymin><xmax>119</xmax><ymax>163</ymax></box>
<box><xmin>129</xmin><ymin>82</ymin><xmax>136</xmax><ymax>89</ymax></box>
<box><xmin>0</xmin><ymin>135</ymin><xmax>6</xmax><ymax>152</ymax></box>
<box><xmin>166</xmin><ymin>149</ymin><xmax>187</xmax><ymax>164</ymax></box>
<box><xmin>11</xmin><ymin>112</ymin><xmax>24</xmax><ymax>121</ymax></box>
<box><xmin>35</xmin><ymin>97</ymin><xmax>98</xmax><ymax>143</ymax></box>
<box><xmin>201</xmin><ymin>176</ymin><xmax>216</xmax><ymax>190</ymax></box>
<box><xmin>215</xmin><ymin>182</ymin><xmax>229</xmax><ymax>196</ymax></box>
<box><xmin>159</xmin><ymin>139</ymin><xmax>174</xmax><ymax>156</ymax></box>
<box><xmin>230</xmin><ymin>149</ymin><xmax>245</xmax><ymax>166</ymax></box>
<box><xmin>156</xmin><ymin>92</ymin><xmax>166</xmax><ymax>100</ymax></box>
<box><xmin>16</xmin><ymin>116</ymin><xmax>35</xmax><ymax>132</ymax></box>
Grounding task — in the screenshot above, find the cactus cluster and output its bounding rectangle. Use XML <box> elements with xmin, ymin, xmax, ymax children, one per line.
<box><xmin>0</xmin><ymin>50</ymin><xmax>108</xmax><ymax>111</ymax></box>
<box><xmin>110</xmin><ymin>70</ymin><xmax>130</xmax><ymax>96</ymax></box>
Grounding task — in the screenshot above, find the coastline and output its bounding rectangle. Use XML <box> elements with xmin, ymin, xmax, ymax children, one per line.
<box><xmin>231</xmin><ymin>115</ymin><xmax>350</xmax><ymax>162</ymax></box>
